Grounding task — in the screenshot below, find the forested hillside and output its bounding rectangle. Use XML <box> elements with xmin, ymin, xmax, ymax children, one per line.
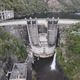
<box><xmin>48</xmin><ymin>0</ymin><xmax>80</xmax><ymax>12</ymax></box>
<box><xmin>0</xmin><ymin>27</ymin><xmax>27</xmax><ymax>62</ymax></box>
<box><xmin>57</xmin><ymin>23</ymin><xmax>80</xmax><ymax>80</ymax></box>
<box><xmin>0</xmin><ymin>0</ymin><xmax>48</xmax><ymax>17</ymax></box>
<box><xmin>1</xmin><ymin>0</ymin><xmax>80</xmax><ymax>17</ymax></box>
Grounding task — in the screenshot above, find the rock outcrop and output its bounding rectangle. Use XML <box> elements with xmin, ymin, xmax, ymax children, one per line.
<box><xmin>47</xmin><ymin>0</ymin><xmax>80</xmax><ymax>12</ymax></box>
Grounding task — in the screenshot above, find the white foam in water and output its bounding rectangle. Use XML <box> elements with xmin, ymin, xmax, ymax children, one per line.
<box><xmin>50</xmin><ymin>53</ymin><xmax>56</xmax><ymax>70</ymax></box>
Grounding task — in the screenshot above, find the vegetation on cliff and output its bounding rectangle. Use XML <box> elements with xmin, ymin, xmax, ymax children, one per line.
<box><xmin>57</xmin><ymin>23</ymin><xmax>80</xmax><ymax>80</ymax></box>
<box><xmin>0</xmin><ymin>0</ymin><xmax>48</xmax><ymax>17</ymax></box>
<box><xmin>0</xmin><ymin>27</ymin><xmax>27</xmax><ymax>62</ymax></box>
<box><xmin>0</xmin><ymin>0</ymin><xmax>80</xmax><ymax>17</ymax></box>
<box><xmin>48</xmin><ymin>0</ymin><xmax>80</xmax><ymax>12</ymax></box>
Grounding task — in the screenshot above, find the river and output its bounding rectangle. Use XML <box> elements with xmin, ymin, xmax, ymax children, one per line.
<box><xmin>33</xmin><ymin>54</ymin><xmax>68</xmax><ymax>80</ymax></box>
<box><xmin>14</xmin><ymin>12</ymin><xmax>80</xmax><ymax>19</ymax></box>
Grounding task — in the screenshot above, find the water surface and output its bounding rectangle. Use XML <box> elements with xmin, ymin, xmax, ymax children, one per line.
<box><xmin>33</xmin><ymin>56</ymin><xmax>68</xmax><ymax>80</ymax></box>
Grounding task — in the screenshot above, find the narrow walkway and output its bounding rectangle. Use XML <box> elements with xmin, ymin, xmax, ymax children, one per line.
<box><xmin>0</xmin><ymin>19</ymin><xmax>80</xmax><ymax>26</ymax></box>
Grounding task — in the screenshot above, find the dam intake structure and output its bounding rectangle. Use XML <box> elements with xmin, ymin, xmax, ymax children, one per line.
<box><xmin>27</xmin><ymin>17</ymin><xmax>59</xmax><ymax>58</ymax></box>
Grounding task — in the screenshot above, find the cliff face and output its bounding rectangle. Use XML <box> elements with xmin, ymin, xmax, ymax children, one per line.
<box><xmin>47</xmin><ymin>0</ymin><xmax>80</xmax><ymax>12</ymax></box>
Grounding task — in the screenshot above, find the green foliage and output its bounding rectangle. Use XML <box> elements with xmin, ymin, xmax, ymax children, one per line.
<box><xmin>65</xmin><ymin>23</ymin><xmax>80</xmax><ymax>54</ymax></box>
<box><xmin>0</xmin><ymin>27</ymin><xmax>27</xmax><ymax>61</ymax></box>
<box><xmin>57</xmin><ymin>23</ymin><xmax>80</xmax><ymax>80</ymax></box>
<box><xmin>0</xmin><ymin>0</ymin><xmax>48</xmax><ymax>17</ymax></box>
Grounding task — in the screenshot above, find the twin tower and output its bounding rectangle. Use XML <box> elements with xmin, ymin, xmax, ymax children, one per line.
<box><xmin>27</xmin><ymin>18</ymin><xmax>59</xmax><ymax>58</ymax></box>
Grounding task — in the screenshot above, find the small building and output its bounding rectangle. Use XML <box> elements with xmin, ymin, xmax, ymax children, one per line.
<box><xmin>0</xmin><ymin>10</ymin><xmax>14</xmax><ymax>21</ymax></box>
<box><xmin>9</xmin><ymin>63</ymin><xmax>27</xmax><ymax>80</ymax></box>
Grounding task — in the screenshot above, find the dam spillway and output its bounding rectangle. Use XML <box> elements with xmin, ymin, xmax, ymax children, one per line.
<box><xmin>27</xmin><ymin>18</ymin><xmax>58</xmax><ymax>58</ymax></box>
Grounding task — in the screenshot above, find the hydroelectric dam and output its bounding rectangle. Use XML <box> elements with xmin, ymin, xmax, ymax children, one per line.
<box><xmin>0</xmin><ymin>18</ymin><xmax>80</xmax><ymax>80</ymax></box>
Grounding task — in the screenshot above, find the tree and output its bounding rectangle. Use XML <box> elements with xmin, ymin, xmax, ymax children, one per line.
<box><xmin>57</xmin><ymin>23</ymin><xmax>80</xmax><ymax>80</ymax></box>
<box><xmin>0</xmin><ymin>0</ymin><xmax>48</xmax><ymax>17</ymax></box>
<box><xmin>0</xmin><ymin>27</ymin><xmax>28</xmax><ymax>62</ymax></box>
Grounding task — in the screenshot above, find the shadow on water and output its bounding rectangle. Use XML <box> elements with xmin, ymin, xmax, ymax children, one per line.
<box><xmin>14</xmin><ymin>12</ymin><xmax>80</xmax><ymax>19</ymax></box>
<box><xmin>32</xmin><ymin>56</ymin><xmax>68</xmax><ymax>80</ymax></box>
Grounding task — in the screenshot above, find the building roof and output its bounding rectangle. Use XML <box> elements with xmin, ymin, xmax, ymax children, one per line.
<box><xmin>10</xmin><ymin>63</ymin><xmax>27</xmax><ymax>80</ymax></box>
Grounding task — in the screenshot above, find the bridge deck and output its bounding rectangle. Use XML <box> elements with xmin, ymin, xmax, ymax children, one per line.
<box><xmin>0</xmin><ymin>19</ymin><xmax>80</xmax><ymax>26</ymax></box>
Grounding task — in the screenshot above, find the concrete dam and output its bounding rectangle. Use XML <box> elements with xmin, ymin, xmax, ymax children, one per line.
<box><xmin>0</xmin><ymin>18</ymin><xmax>78</xmax><ymax>80</ymax></box>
